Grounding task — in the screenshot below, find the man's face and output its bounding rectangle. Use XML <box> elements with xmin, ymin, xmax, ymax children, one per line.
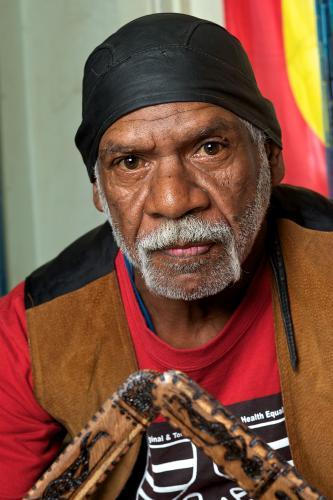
<box><xmin>95</xmin><ymin>102</ymin><xmax>274</xmax><ymax>300</ymax></box>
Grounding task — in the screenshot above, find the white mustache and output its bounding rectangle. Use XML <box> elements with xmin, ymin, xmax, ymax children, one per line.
<box><xmin>136</xmin><ymin>217</ymin><xmax>234</xmax><ymax>253</ymax></box>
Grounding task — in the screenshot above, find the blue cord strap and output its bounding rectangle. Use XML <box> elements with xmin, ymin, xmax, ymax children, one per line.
<box><xmin>269</xmin><ymin>227</ymin><xmax>298</xmax><ymax>371</ymax></box>
<box><xmin>124</xmin><ymin>255</ymin><xmax>156</xmax><ymax>332</ymax></box>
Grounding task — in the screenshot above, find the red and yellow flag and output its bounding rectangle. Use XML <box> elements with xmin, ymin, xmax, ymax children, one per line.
<box><xmin>224</xmin><ymin>0</ymin><xmax>329</xmax><ymax>195</ymax></box>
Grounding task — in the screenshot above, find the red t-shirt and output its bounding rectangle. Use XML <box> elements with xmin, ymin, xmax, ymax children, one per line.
<box><xmin>0</xmin><ymin>255</ymin><xmax>291</xmax><ymax>498</ymax></box>
<box><xmin>0</xmin><ymin>283</ymin><xmax>64</xmax><ymax>498</ymax></box>
<box><xmin>116</xmin><ymin>252</ymin><xmax>280</xmax><ymax>403</ymax></box>
<box><xmin>115</xmin><ymin>252</ymin><xmax>291</xmax><ymax>498</ymax></box>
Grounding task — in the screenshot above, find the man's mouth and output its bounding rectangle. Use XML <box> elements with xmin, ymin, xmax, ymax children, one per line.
<box><xmin>163</xmin><ymin>243</ymin><xmax>213</xmax><ymax>257</ymax></box>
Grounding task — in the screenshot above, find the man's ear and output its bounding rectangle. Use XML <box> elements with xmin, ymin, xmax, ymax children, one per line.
<box><xmin>265</xmin><ymin>142</ymin><xmax>285</xmax><ymax>186</ymax></box>
<box><xmin>93</xmin><ymin>182</ymin><xmax>104</xmax><ymax>213</ymax></box>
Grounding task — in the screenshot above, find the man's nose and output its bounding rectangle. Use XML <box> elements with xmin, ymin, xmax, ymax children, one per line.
<box><xmin>144</xmin><ymin>156</ymin><xmax>210</xmax><ymax>219</ymax></box>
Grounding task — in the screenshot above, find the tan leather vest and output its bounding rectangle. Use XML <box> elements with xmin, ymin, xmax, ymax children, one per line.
<box><xmin>26</xmin><ymin>219</ymin><xmax>333</xmax><ymax>497</ymax></box>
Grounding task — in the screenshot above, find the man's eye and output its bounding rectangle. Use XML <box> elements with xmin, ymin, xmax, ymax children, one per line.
<box><xmin>116</xmin><ymin>155</ymin><xmax>140</xmax><ymax>169</ymax></box>
<box><xmin>201</xmin><ymin>141</ymin><xmax>224</xmax><ymax>155</ymax></box>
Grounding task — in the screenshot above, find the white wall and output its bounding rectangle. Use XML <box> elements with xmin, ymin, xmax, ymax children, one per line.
<box><xmin>0</xmin><ymin>0</ymin><xmax>223</xmax><ymax>288</ymax></box>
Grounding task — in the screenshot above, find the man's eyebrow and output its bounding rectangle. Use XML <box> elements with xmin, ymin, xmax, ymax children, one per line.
<box><xmin>196</xmin><ymin>118</ymin><xmax>238</xmax><ymax>139</ymax></box>
<box><xmin>99</xmin><ymin>142</ymin><xmax>137</xmax><ymax>157</ymax></box>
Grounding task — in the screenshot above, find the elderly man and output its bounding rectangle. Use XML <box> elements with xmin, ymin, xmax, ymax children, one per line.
<box><xmin>0</xmin><ymin>12</ymin><xmax>332</xmax><ymax>499</ymax></box>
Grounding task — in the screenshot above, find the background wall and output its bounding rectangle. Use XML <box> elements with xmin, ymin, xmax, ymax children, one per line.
<box><xmin>0</xmin><ymin>0</ymin><xmax>223</xmax><ymax>289</ymax></box>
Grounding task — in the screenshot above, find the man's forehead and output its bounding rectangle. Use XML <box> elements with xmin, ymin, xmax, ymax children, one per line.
<box><xmin>99</xmin><ymin>102</ymin><xmax>241</xmax><ymax>150</ymax></box>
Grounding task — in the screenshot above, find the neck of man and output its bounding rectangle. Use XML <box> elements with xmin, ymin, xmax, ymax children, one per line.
<box><xmin>133</xmin><ymin>223</ymin><xmax>268</xmax><ymax>349</ymax></box>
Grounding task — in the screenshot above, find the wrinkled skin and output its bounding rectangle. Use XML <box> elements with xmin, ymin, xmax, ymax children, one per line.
<box><xmin>93</xmin><ymin>102</ymin><xmax>283</xmax><ymax>348</ymax></box>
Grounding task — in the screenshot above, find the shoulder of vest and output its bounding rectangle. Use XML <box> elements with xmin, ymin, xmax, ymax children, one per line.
<box><xmin>271</xmin><ymin>184</ymin><xmax>333</xmax><ymax>230</ymax></box>
<box><xmin>25</xmin><ymin>222</ymin><xmax>118</xmax><ymax>309</ymax></box>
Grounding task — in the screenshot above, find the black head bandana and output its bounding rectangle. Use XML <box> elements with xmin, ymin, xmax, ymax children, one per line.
<box><xmin>75</xmin><ymin>13</ymin><xmax>282</xmax><ymax>182</ymax></box>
